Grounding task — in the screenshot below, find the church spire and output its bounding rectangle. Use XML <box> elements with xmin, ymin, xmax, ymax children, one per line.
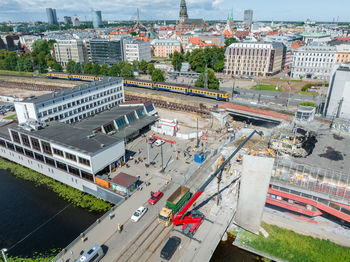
<box><xmin>179</xmin><ymin>0</ymin><xmax>189</xmax><ymax>24</ymax></box>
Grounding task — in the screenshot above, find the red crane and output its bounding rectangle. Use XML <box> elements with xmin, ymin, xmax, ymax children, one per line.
<box><xmin>172</xmin><ymin>130</ymin><xmax>262</xmax><ymax>235</ymax></box>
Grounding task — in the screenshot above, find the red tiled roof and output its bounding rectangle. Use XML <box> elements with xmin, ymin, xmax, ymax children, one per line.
<box><xmin>333</xmin><ymin>37</ymin><xmax>350</xmax><ymax>41</ymax></box>
<box><xmin>219</xmin><ymin>104</ymin><xmax>291</xmax><ymax>122</ymax></box>
<box><xmin>291</xmin><ymin>40</ymin><xmax>306</xmax><ymax>50</ymax></box>
<box><xmin>111</xmin><ymin>172</ymin><xmax>138</xmax><ymax>188</ymax></box>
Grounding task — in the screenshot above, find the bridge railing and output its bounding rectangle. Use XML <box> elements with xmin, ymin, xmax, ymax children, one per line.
<box><xmin>271</xmin><ymin>159</ymin><xmax>350</xmax><ymax>204</ymax></box>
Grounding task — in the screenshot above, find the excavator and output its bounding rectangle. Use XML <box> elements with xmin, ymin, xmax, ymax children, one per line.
<box><xmin>172</xmin><ymin>130</ymin><xmax>263</xmax><ymax>236</ymax></box>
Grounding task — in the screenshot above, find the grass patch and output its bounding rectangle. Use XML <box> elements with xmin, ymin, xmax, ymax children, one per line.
<box><xmin>7</xmin><ymin>249</ymin><xmax>59</xmax><ymax>262</ymax></box>
<box><xmin>0</xmin><ymin>158</ymin><xmax>112</xmax><ymax>212</ymax></box>
<box><xmin>300</xmin><ymin>102</ymin><xmax>317</xmax><ymax>107</ymax></box>
<box><xmin>299</xmin><ymin>91</ymin><xmax>319</xmax><ymax>96</ymax></box>
<box><xmin>0</xmin><ymin>70</ymin><xmax>45</xmax><ymax>77</ymax></box>
<box><xmin>3</xmin><ymin>114</ymin><xmax>17</xmax><ymax>120</ymax></box>
<box><xmin>301</xmin><ymin>83</ymin><xmax>328</xmax><ymax>92</ymax></box>
<box><xmin>237</xmin><ymin>223</ymin><xmax>350</xmax><ymax>262</ymax></box>
<box><xmin>252</xmin><ymin>84</ymin><xmax>282</xmax><ymax>92</ymax></box>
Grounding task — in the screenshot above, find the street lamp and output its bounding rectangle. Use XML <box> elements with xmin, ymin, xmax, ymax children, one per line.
<box><xmin>286</xmin><ymin>81</ymin><xmax>291</xmax><ymax>109</ymax></box>
<box><xmin>1</xmin><ymin>248</ymin><xmax>8</xmax><ymax>262</ymax></box>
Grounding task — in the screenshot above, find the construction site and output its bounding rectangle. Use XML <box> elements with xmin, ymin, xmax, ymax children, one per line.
<box><xmin>0</xmin><ymin>74</ymin><xmax>349</xmax><ymax>262</ymax></box>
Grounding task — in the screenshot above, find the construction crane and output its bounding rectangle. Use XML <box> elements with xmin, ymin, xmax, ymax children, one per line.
<box><xmin>172</xmin><ymin>130</ymin><xmax>263</xmax><ymax>236</ymax></box>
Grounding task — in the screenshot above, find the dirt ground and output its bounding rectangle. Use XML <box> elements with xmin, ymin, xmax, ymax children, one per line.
<box><xmin>0</xmin><ymin>87</ymin><xmax>51</xmax><ymax>99</ymax></box>
<box><xmin>0</xmin><ymin>76</ymin><xmax>77</xmax><ymax>88</ymax></box>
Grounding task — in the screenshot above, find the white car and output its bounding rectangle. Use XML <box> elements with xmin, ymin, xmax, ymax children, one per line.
<box><xmin>154</xmin><ymin>139</ymin><xmax>165</xmax><ymax>147</ymax></box>
<box><xmin>131</xmin><ymin>206</ymin><xmax>148</xmax><ymax>222</ymax></box>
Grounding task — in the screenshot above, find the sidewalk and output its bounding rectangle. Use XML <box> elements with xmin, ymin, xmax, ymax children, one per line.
<box><xmin>58</xmin><ymin>175</ymin><xmax>169</xmax><ymax>262</ymax></box>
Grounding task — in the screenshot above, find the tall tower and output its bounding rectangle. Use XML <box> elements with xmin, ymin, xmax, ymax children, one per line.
<box><xmin>179</xmin><ymin>0</ymin><xmax>188</xmax><ymax>24</ymax></box>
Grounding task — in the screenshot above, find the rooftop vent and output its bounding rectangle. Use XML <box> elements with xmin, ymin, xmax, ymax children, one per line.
<box><xmin>87</xmin><ymin>134</ymin><xmax>96</xmax><ymax>139</ymax></box>
<box><xmin>100</xmin><ymin>144</ymin><xmax>105</xmax><ymax>148</ymax></box>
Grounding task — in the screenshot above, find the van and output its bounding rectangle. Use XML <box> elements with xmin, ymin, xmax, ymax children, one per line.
<box><xmin>75</xmin><ymin>244</ymin><xmax>104</xmax><ymax>262</ymax></box>
<box><xmin>160</xmin><ymin>236</ymin><xmax>181</xmax><ymax>260</ymax></box>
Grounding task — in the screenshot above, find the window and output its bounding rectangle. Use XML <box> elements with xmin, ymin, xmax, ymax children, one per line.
<box><xmin>56</xmin><ymin>161</ymin><xmax>67</xmax><ymax>171</ymax></box>
<box><xmin>127</xmin><ymin>113</ymin><xmax>136</xmax><ymax>123</ymax></box>
<box><xmin>68</xmin><ymin>165</ymin><xmax>80</xmax><ymax>176</ymax></box>
<box><xmin>0</xmin><ymin>139</ymin><xmax>5</xmax><ymax>147</ymax></box>
<box><xmin>11</xmin><ymin>131</ymin><xmax>20</xmax><ymax>143</ymax></box>
<box><xmin>34</xmin><ymin>152</ymin><xmax>44</xmax><ymax>162</ymax></box>
<box><xmin>25</xmin><ymin>149</ymin><xmax>34</xmax><ymax>158</ymax></box>
<box><xmin>79</xmin><ymin>157</ymin><xmax>90</xmax><ymax>167</ymax></box>
<box><xmin>31</xmin><ymin>138</ymin><xmax>41</xmax><ymax>151</ymax></box>
<box><xmin>81</xmin><ymin>171</ymin><xmax>93</xmax><ymax>181</ymax></box>
<box><xmin>66</xmin><ymin>152</ymin><xmax>77</xmax><ymax>162</ymax></box>
<box><xmin>45</xmin><ymin>157</ymin><xmax>55</xmax><ymax>167</ymax></box>
<box><xmin>6</xmin><ymin>142</ymin><xmax>14</xmax><ymax>150</ymax></box>
<box><xmin>53</xmin><ymin>148</ymin><xmax>64</xmax><ymax>157</ymax></box>
<box><xmin>41</xmin><ymin>141</ymin><xmax>52</xmax><ymax>155</ymax></box>
<box><xmin>15</xmin><ymin>145</ymin><xmax>24</xmax><ymax>154</ymax></box>
<box><xmin>116</xmin><ymin>117</ymin><xmax>126</xmax><ymax>129</ymax></box>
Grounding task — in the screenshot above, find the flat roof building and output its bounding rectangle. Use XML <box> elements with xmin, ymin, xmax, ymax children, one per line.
<box><xmin>89</xmin><ymin>39</ymin><xmax>123</xmax><ymax>65</ymax></box>
<box><xmin>14</xmin><ymin>77</ymin><xmax>124</xmax><ymax>124</ymax></box>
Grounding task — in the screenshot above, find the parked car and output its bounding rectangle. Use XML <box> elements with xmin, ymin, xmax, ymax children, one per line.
<box><xmin>154</xmin><ymin>139</ymin><xmax>165</xmax><ymax>147</ymax></box>
<box><xmin>148</xmin><ymin>191</ymin><xmax>164</xmax><ymax>205</ymax></box>
<box><xmin>75</xmin><ymin>243</ymin><xmax>104</xmax><ymax>262</ymax></box>
<box><xmin>160</xmin><ymin>236</ymin><xmax>181</xmax><ymax>260</ymax></box>
<box><xmin>131</xmin><ymin>206</ymin><xmax>148</xmax><ymax>222</ymax></box>
<box><xmin>147</xmin><ymin>137</ymin><xmax>156</xmax><ymax>144</ymax></box>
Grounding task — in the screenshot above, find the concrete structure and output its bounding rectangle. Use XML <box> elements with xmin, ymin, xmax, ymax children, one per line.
<box><xmin>88</xmin><ymin>39</ymin><xmax>123</xmax><ymax>65</ymax></box>
<box><xmin>244</xmin><ymin>10</ymin><xmax>253</xmax><ymax>26</ymax></box>
<box><xmin>295</xmin><ymin>106</ymin><xmax>315</xmax><ymax>122</ymax></box>
<box><xmin>300</xmin><ymin>32</ymin><xmax>331</xmax><ymax>44</ymax></box>
<box><xmin>14</xmin><ymin>77</ymin><xmax>124</xmax><ymax>124</ymax></box>
<box><xmin>235</xmin><ymin>155</ymin><xmax>274</xmax><ymax>234</ymax></box>
<box><xmin>54</xmin><ymin>39</ymin><xmax>88</xmax><ymax>67</ymax></box>
<box><xmin>151</xmin><ymin>39</ymin><xmax>181</xmax><ymax>58</ymax></box>
<box><xmin>291</xmin><ymin>43</ymin><xmax>336</xmax><ymax>80</ymax></box>
<box><xmin>46</xmin><ymin>8</ymin><xmax>58</xmax><ymax>25</ymax></box>
<box><xmin>124</xmin><ymin>40</ymin><xmax>152</xmax><ymax>63</ymax></box>
<box><xmin>224</xmin><ymin>42</ymin><xmax>284</xmax><ymax>77</ymax></box>
<box><xmin>179</xmin><ymin>0</ymin><xmax>189</xmax><ymax>24</ymax></box>
<box><xmin>92</xmin><ymin>10</ymin><xmax>103</xmax><ymax>29</ymax></box>
<box><xmin>324</xmin><ymin>65</ymin><xmax>350</xmax><ymax>119</ymax></box>
<box><xmin>63</xmin><ymin>16</ymin><xmax>72</xmax><ymax>25</ymax></box>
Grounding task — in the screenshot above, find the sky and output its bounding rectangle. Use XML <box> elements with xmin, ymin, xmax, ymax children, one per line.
<box><xmin>0</xmin><ymin>0</ymin><xmax>349</xmax><ymax>23</ymax></box>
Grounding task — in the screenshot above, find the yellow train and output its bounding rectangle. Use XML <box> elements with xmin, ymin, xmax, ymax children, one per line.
<box><xmin>46</xmin><ymin>73</ymin><xmax>229</xmax><ymax>101</ymax></box>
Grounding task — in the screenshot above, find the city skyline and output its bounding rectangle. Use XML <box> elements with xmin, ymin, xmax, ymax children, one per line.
<box><xmin>1</xmin><ymin>0</ymin><xmax>350</xmax><ymax>23</ymax></box>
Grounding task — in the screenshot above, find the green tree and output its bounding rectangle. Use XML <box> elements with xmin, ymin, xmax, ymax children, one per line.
<box><xmin>92</xmin><ymin>64</ymin><xmax>101</xmax><ymax>75</ymax></box>
<box><xmin>195</xmin><ymin>68</ymin><xmax>219</xmax><ymax>90</ymax></box>
<box><xmin>171</xmin><ymin>51</ymin><xmax>184</xmax><ymax>71</ymax></box>
<box><xmin>151</xmin><ymin>69</ymin><xmax>165</xmax><ymax>82</ymax></box>
<box><xmin>214</xmin><ymin>60</ymin><xmax>225</xmax><ymax>72</ymax></box>
<box><xmin>84</xmin><ymin>62</ymin><xmax>94</xmax><ymax>74</ymax></box>
<box><xmin>139</xmin><ymin>60</ymin><xmax>148</xmax><ymax>73</ymax></box>
<box><xmin>120</xmin><ymin>64</ymin><xmax>134</xmax><ymax>78</ymax></box>
<box><xmin>132</xmin><ymin>60</ymin><xmax>139</xmax><ymax>71</ymax></box>
<box><xmin>74</xmin><ymin>62</ymin><xmax>82</xmax><ymax>73</ymax></box>
<box><xmin>147</xmin><ymin>63</ymin><xmax>155</xmax><ymax>75</ymax></box>
<box><xmin>66</xmin><ymin>60</ymin><xmax>76</xmax><ymax>74</ymax></box>
<box><xmin>100</xmin><ymin>64</ymin><xmax>109</xmax><ymax>76</ymax></box>
<box><xmin>225</xmin><ymin>37</ymin><xmax>238</xmax><ymax>47</ymax></box>
<box><xmin>108</xmin><ymin>64</ymin><xmax>121</xmax><ymax>76</ymax></box>
<box><xmin>184</xmin><ymin>51</ymin><xmax>191</xmax><ymax>61</ymax></box>
<box><xmin>52</xmin><ymin>63</ymin><xmax>63</xmax><ymax>72</ymax></box>
<box><xmin>188</xmin><ymin>49</ymin><xmax>206</xmax><ymax>72</ymax></box>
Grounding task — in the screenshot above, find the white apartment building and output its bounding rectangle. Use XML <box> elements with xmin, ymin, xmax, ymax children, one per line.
<box><xmin>224</xmin><ymin>42</ymin><xmax>284</xmax><ymax>77</ymax></box>
<box><xmin>124</xmin><ymin>40</ymin><xmax>151</xmax><ymax>63</ymax></box>
<box><xmin>54</xmin><ymin>39</ymin><xmax>88</xmax><ymax>67</ymax></box>
<box><xmin>19</xmin><ymin>35</ymin><xmax>41</xmax><ymax>52</ymax></box>
<box><xmin>291</xmin><ymin>43</ymin><xmax>336</xmax><ymax>80</ymax></box>
<box><xmin>14</xmin><ymin>78</ymin><xmax>124</xmax><ymax>124</ymax></box>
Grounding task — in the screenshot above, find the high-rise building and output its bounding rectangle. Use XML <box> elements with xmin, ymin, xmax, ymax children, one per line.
<box><xmin>324</xmin><ymin>65</ymin><xmax>350</xmax><ymax>119</ymax></box>
<box><xmin>88</xmin><ymin>39</ymin><xmax>123</xmax><ymax>65</ymax></box>
<box><xmin>179</xmin><ymin>0</ymin><xmax>188</xmax><ymax>24</ymax></box>
<box><xmin>54</xmin><ymin>40</ymin><xmax>88</xmax><ymax>67</ymax></box>
<box><xmin>244</xmin><ymin>9</ymin><xmax>253</xmax><ymax>26</ymax></box>
<box><xmin>92</xmin><ymin>10</ymin><xmax>103</xmax><ymax>29</ymax></box>
<box><xmin>224</xmin><ymin>42</ymin><xmax>284</xmax><ymax>77</ymax></box>
<box><xmin>72</xmin><ymin>15</ymin><xmax>80</xmax><ymax>27</ymax></box>
<box><xmin>64</xmin><ymin>16</ymin><xmax>72</xmax><ymax>25</ymax></box>
<box><xmin>46</xmin><ymin>8</ymin><xmax>58</xmax><ymax>25</ymax></box>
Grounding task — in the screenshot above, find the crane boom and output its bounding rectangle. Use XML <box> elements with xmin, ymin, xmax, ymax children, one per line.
<box><xmin>172</xmin><ymin>130</ymin><xmax>262</xmax><ymax>232</ymax></box>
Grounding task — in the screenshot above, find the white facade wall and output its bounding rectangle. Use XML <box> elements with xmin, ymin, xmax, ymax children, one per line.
<box><xmin>54</xmin><ymin>40</ymin><xmax>87</xmax><ymax>67</ymax></box>
<box><xmin>124</xmin><ymin>42</ymin><xmax>151</xmax><ymax>62</ymax></box>
<box><xmin>14</xmin><ymin>80</ymin><xmax>124</xmax><ymax>124</ymax></box>
<box><xmin>291</xmin><ymin>45</ymin><xmax>336</xmax><ymax>80</ymax></box>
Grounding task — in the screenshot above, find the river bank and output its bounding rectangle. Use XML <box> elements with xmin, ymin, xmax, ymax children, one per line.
<box><xmin>0</xmin><ymin>157</ymin><xmax>112</xmax><ymax>212</ymax></box>
<box><xmin>0</xmin><ymin>168</ymin><xmax>101</xmax><ymax>259</ymax></box>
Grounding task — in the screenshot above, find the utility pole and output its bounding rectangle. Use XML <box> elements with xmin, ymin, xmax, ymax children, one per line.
<box><xmin>1</xmin><ymin>248</ymin><xmax>7</xmax><ymax>262</ymax></box>
<box><xmin>160</xmin><ymin>142</ymin><xmax>164</xmax><ymax>172</ymax></box>
<box><xmin>196</xmin><ymin>117</ymin><xmax>199</xmax><ymax>148</ymax></box>
<box><xmin>216</xmin><ymin>170</ymin><xmax>223</xmax><ymax>206</ymax></box>
<box><xmin>204</xmin><ymin>64</ymin><xmax>208</xmax><ymax>89</ymax></box>
<box><xmin>231</xmin><ymin>81</ymin><xmax>235</xmax><ymax>99</ymax></box>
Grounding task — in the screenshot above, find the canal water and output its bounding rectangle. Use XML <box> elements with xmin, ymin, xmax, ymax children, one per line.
<box><xmin>0</xmin><ymin>169</ymin><xmax>100</xmax><ymax>258</ymax></box>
